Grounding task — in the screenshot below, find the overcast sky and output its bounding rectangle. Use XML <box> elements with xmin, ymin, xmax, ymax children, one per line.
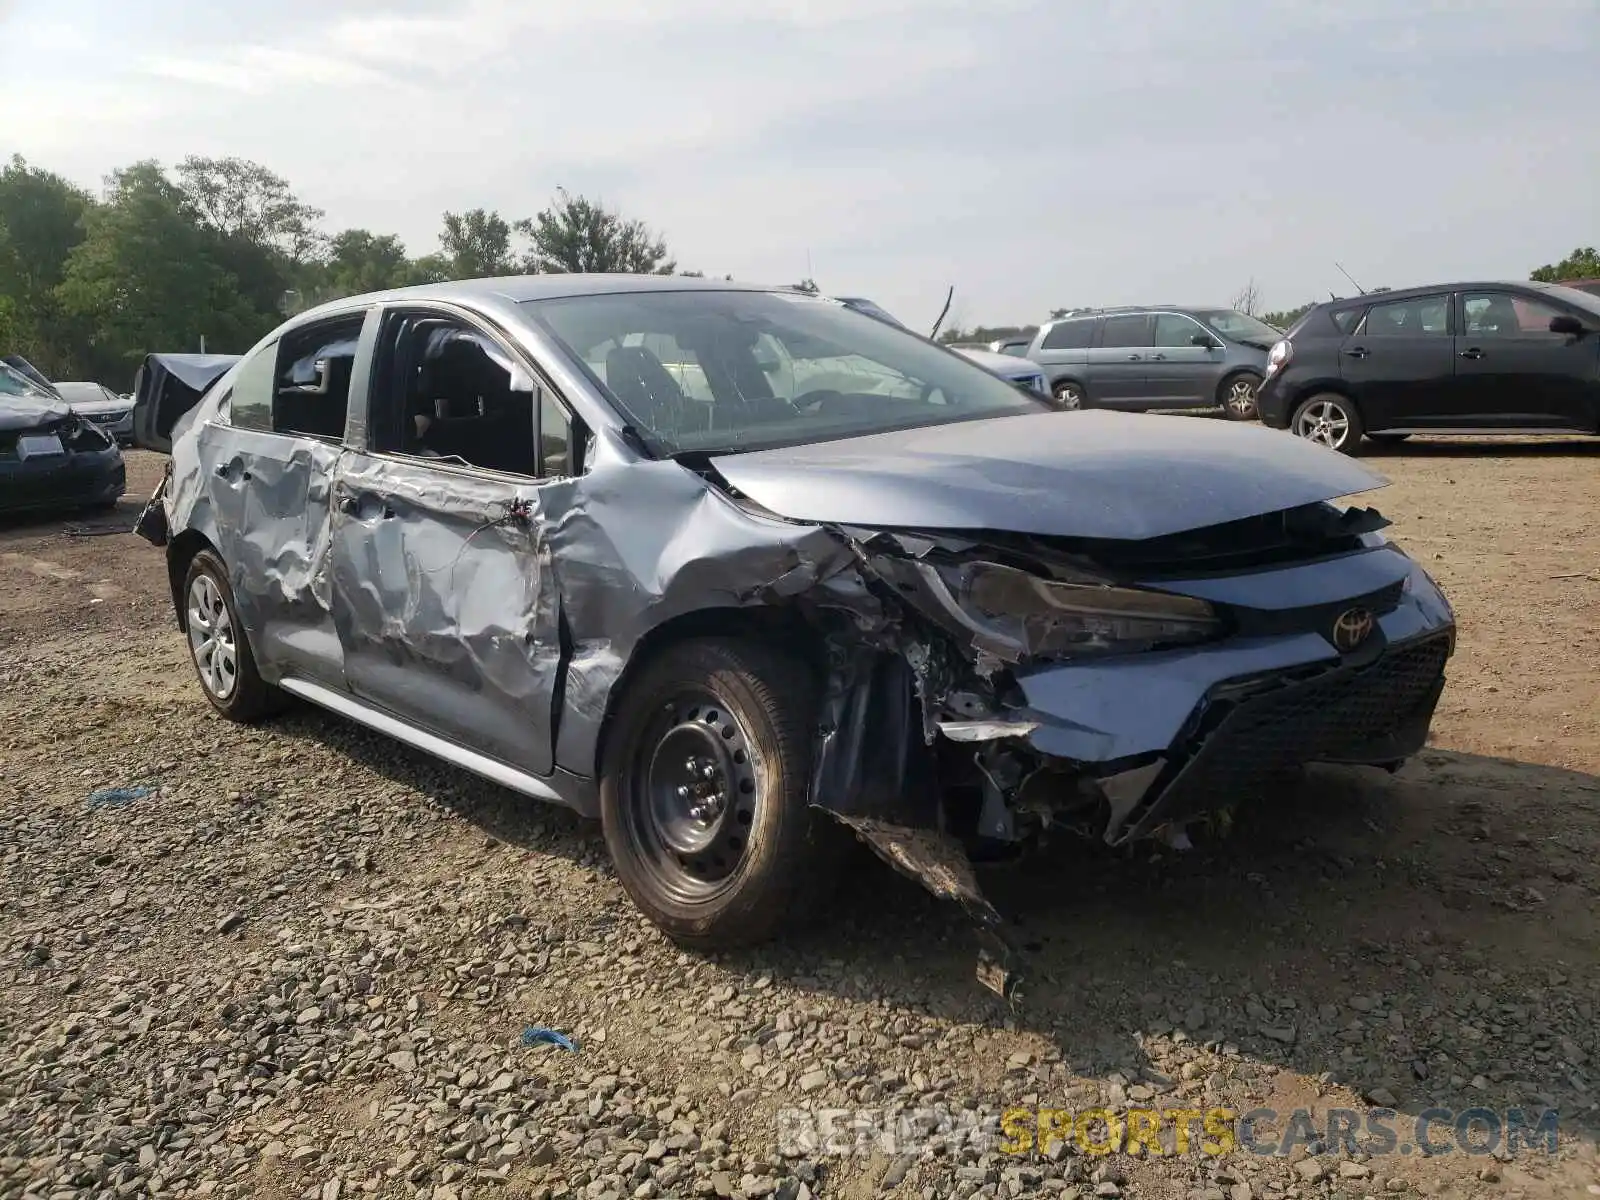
<box><xmin>4</xmin><ymin>0</ymin><xmax>1596</xmax><ymax>330</ymax></box>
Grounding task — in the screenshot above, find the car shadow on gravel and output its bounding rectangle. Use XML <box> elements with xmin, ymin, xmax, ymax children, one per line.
<box><xmin>1361</xmin><ymin>436</ymin><xmax>1600</xmax><ymax>458</ymax></box>
<box><xmin>263</xmin><ymin>702</ymin><xmax>1600</xmax><ymax>1130</ymax></box>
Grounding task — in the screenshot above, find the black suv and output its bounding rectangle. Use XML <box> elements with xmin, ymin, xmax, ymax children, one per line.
<box><xmin>1257</xmin><ymin>281</ymin><xmax>1600</xmax><ymax>453</ymax></box>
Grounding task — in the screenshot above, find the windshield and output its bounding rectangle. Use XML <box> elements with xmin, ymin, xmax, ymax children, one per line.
<box><xmin>521</xmin><ymin>289</ymin><xmax>1049</xmax><ymax>455</ymax></box>
<box><xmin>54</xmin><ymin>382</ymin><xmax>114</xmax><ymax>404</ymax></box>
<box><xmin>1196</xmin><ymin>309</ymin><xmax>1283</xmax><ymax>343</ymax></box>
<box><xmin>0</xmin><ymin>361</ymin><xmax>51</xmax><ymax>399</ymax></box>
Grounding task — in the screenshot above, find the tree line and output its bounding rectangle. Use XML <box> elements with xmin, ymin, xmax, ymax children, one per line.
<box><xmin>4</xmin><ymin>149</ymin><xmax>1595</xmax><ymax>387</ymax></box>
<box><xmin>0</xmin><ymin>155</ymin><xmax>686</xmax><ymax>387</ymax></box>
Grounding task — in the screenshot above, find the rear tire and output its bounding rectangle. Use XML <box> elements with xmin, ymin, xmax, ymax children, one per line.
<box><xmin>181</xmin><ymin>549</ymin><xmax>283</xmax><ymax>722</ymax></box>
<box><xmin>1219</xmin><ymin>372</ymin><xmax>1262</xmax><ymax>421</ymax></box>
<box><xmin>1053</xmin><ymin>380</ymin><xmax>1088</xmax><ymax>410</ymax></box>
<box><xmin>1290</xmin><ymin>392</ymin><xmax>1365</xmax><ymax>455</ymax></box>
<box><xmin>600</xmin><ymin>638</ymin><xmax>842</xmax><ymax>949</ymax></box>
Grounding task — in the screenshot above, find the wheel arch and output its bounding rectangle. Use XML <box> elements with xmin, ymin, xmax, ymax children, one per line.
<box><xmin>584</xmin><ymin>605</ymin><xmax>831</xmax><ymax>781</ymax></box>
<box><xmin>166</xmin><ymin>529</ymin><xmax>220</xmax><ymax>631</ymax></box>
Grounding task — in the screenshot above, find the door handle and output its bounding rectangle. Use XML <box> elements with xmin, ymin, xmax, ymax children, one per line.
<box><xmin>1342</xmin><ymin>347</ymin><xmax>1370</xmax><ymax>359</ymax></box>
<box><xmin>1126</xmin><ymin>354</ymin><xmax>1142</xmax><ymax>361</ymax></box>
<box><xmin>1149</xmin><ymin>353</ymin><xmax>1166</xmax><ymax>361</ymax></box>
<box><xmin>1459</xmin><ymin>347</ymin><xmax>1484</xmax><ymax>360</ymax></box>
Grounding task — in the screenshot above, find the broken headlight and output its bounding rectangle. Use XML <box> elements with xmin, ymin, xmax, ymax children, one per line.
<box><xmin>947</xmin><ymin>562</ymin><xmax>1222</xmax><ymax>660</ymax></box>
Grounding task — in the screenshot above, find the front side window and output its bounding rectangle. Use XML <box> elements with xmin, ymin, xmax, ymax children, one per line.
<box><xmin>369</xmin><ymin>311</ymin><xmax>572</xmax><ymax>479</ymax></box>
<box><xmin>1462</xmin><ymin>292</ymin><xmax>1563</xmax><ymax>338</ymax></box>
<box><xmin>1153</xmin><ymin>313</ymin><xmax>1208</xmax><ymax>348</ymax></box>
<box><xmin>521</xmin><ymin>290</ymin><xmax>1047</xmax><ymax>455</ymax></box>
<box><xmin>1360</xmin><ymin>295</ymin><xmax>1451</xmax><ymax>337</ymax></box>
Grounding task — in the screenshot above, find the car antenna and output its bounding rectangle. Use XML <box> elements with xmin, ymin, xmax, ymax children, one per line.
<box><xmin>929</xmin><ymin>285</ymin><xmax>955</xmax><ymax>340</ymax></box>
<box><xmin>1334</xmin><ymin>262</ymin><xmax>1367</xmax><ymax>295</ymax></box>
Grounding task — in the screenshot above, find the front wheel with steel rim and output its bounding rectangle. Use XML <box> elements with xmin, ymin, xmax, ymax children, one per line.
<box><xmin>600</xmin><ymin>638</ymin><xmax>841</xmax><ymax>948</ymax></box>
<box><xmin>181</xmin><ymin>549</ymin><xmax>282</xmax><ymax>721</ymax></box>
<box><xmin>1290</xmin><ymin>392</ymin><xmax>1365</xmax><ymax>455</ymax></box>
<box><xmin>1220</xmin><ymin>372</ymin><xmax>1261</xmax><ymax>421</ymax></box>
<box><xmin>1053</xmin><ymin>380</ymin><xmax>1087</xmax><ymax>410</ymax></box>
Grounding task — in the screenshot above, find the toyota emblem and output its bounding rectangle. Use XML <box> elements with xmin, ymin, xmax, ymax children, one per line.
<box><xmin>1331</xmin><ymin>607</ymin><xmax>1375</xmax><ymax>652</ymax></box>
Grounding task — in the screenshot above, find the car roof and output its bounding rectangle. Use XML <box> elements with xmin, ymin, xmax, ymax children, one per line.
<box><xmin>1318</xmin><ymin>281</ymin><xmax>1574</xmax><ymax>308</ymax></box>
<box><xmin>1044</xmin><ymin>305</ymin><xmax>1230</xmax><ymax>322</ymax></box>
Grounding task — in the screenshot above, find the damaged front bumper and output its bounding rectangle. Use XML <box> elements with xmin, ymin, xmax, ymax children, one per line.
<box><xmin>815</xmin><ymin>538</ymin><xmax>1455</xmax><ymax>1002</ymax></box>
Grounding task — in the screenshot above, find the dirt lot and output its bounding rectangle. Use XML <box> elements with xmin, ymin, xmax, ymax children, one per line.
<box><xmin>2</xmin><ymin>441</ymin><xmax>1598</xmax><ymax>1200</ymax></box>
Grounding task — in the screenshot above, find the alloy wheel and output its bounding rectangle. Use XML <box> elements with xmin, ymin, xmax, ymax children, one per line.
<box><xmin>1294</xmin><ymin>399</ymin><xmax>1351</xmax><ymax>450</ymax></box>
<box><xmin>187</xmin><ymin>574</ymin><xmax>238</xmax><ymax>700</ymax></box>
<box><xmin>1054</xmin><ymin>384</ymin><xmax>1084</xmax><ymax>410</ymax></box>
<box><xmin>1225</xmin><ymin>377</ymin><xmax>1259</xmax><ymax>418</ymax></box>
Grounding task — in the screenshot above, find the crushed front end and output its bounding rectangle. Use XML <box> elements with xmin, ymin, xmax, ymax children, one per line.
<box><xmin>0</xmin><ymin>410</ymin><xmax>126</xmax><ymax>515</ymax></box>
<box><xmin>803</xmin><ymin>501</ymin><xmax>1455</xmax><ymax>1000</ymax></box>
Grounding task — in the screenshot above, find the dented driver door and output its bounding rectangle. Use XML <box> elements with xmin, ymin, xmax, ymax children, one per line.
<box><xmin>324</xmin><ymin>309</ymin><xmax>565</xmax><ymax>778</ymax></box>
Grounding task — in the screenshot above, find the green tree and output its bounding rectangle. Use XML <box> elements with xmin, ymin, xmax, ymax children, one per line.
<box><xmin>1262</xmin><ymin>302</ymin><xmax>1314</xmax><ymax>329</ymax></box>
<box><xmin>56</xmin><ymin>162</ymin><xmax>260</xmax><ymax>376</ymax></box>
<box><xmin>517</xmin><ymin>189</ymin><xmax>675</xmax><ymax>275</ymax></box>
<box><xmin>1531</xmin><ymin>247</ymin><xmax>1600</xmax><ymax>282</ymax></box>
<box><xmin>0</xmin><ymin>155</ymin><xmax>96</xmax><ymax>375</ymax></box>
<box><xmin>326</xmin><ymin>229</ymin><xmax>423</xmax><ymax>294</ymax></box>
<box><xmin>439</xmin><ymin>208</ymin><xmax>518</xmax><ymax>278</ymax></box>
<box><xmin>175</xmin><ymin>156</ymin><xmax>326</xmax><ymax>263</ymax></box>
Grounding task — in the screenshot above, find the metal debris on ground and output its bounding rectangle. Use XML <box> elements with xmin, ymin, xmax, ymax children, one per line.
<box><xmin>86</xmin><ymin>785</ymin><xmax>154</xmax><ymax>808</ymax></box>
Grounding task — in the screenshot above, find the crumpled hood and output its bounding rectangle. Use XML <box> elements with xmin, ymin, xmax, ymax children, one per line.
<box><xmin>0</xmin><ymin>395</ymin><xmax>73</xmax><ymax>432</ymax></box>
<box><xmin>65</xmin><ymin>397</ymin><xmax>133</xmax><ymax>418</ymax></box>
<box><xmin>710</xmin><ymin>410</ymin><xmax>1387</xmax><ymax>541</ymax></box>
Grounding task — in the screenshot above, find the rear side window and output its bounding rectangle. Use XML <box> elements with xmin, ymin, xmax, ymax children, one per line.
<box><xmin>274</xmin><ymin>316</ymin><xmax>365</xmax><ymax>441</ymax></box>
<box><xmin>1360</xmin><ymin>295</ymin><xmax>1451</xmax><ymax>337</ymax></box>
<box><xmin>227</xmin><ymin>343</ymin><xmax>279</xmax><ymax>432</ymax></box>
<box><xmin>1041</xmin><ymin>319</ymin><xmax>1094</xmax><ymax>350</ymax></box>
<box><xmin>1099</xmin><ymin>314</ymin><xmax>1152</xmax><ymax>348</ymax></box>
<box><xmin>1329</xmin><ymin>309</ymin><xmax>1361</xmax><ymax>334</ymax></box>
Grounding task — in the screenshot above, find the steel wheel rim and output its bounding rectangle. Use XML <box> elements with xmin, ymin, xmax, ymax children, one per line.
<box><xmin>1055</xmin><ymin>385</ymin><xmax>1083</xmax><ymax>410</ymax></box>
<box><xmin>623</xmin><ymin>690</ymin><xmax>759</xmax><ymax>904</ymax></box>
<box><xmin>1294</xmin><ymin>400</ymin><xmax>1350</xmax><ymax>449</ymax></box>
<box><xmin>187</xmin><ymin>574</ymin><xmax>238</xmax><ymax>699</ymax></box>
<box><xmin>1227</xmin><ymin>378</ymin><xmax>1258</xmax><ymax>415</ymax></box>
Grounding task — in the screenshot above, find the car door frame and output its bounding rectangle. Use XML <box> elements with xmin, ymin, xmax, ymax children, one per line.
<box><xmin>197</xmin><ymin>311</ymin><xmax>373</xmax><ymax>692</ymax></box>
<box><xmin>326</xmin><ymin>298</ymin><xmax>577</xmax><ymax>780</ymax></box>
<box><xmin>1088</xmin><ymin>312</ymin><xmax>1154</xmax><ymax>406</ymax></box>
<box><xmin>1145</xmin><ymin>312</ymin><xmax>1222</xmax><ymax>405</ymax></box>
<box><xmin>1337</xmin><ymin>292</ymin><xmax>1459</xmax><ymax>430</ymax></box>
<box><xmin>1453</xmin><ymin>288</ymin><xmax>1600</xmax><ymax>429</ymax></box>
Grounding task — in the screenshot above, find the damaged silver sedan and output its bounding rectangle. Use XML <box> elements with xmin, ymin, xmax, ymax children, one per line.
<box><xmin>135</xmin><ymin>276</ymin><xmax>1455</xmax><ymax>996</ymax></box>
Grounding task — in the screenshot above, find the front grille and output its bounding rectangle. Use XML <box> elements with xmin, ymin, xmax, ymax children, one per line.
<box><xmin>1121</xmin><ymin>632</ymin><xmax>1451</xmax><ymax>838</ymax></box>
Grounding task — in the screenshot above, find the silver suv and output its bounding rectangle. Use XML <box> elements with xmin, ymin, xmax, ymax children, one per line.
<box><xmin>1026</xmin><ymin>306</ymin><xmax>1281</xmax><ymax>419</ymax></box>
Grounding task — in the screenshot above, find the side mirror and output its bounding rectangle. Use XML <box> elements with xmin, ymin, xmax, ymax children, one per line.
<box><xmin>1191</xmin><ymin>334</ymin><xmax>1220</xmax><ymax>348</ymax></box>
<box><xmin>1549</xmin><ymin>314</ymin><xmax>1586</xmax><ymax>337</ymax></box>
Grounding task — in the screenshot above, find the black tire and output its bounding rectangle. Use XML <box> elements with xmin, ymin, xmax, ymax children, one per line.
<box><xmin>1219</xmin><ymin>372</ymin><xmax>1262</xmax><ymax>421</ymax></box>
<box><xmin>1053</xmin><ymin>380</ymin><xmax>1088</xmax><ymax>410</ymax></box>
<box><xmin>600</xmin><ymin>637</ymin><xmax>841</xmax><ymax>948</ymax></box>
<box><xmin>1290</xmin><ymin>392</ymin><xmax>1366</xmax><ymax>455</ymax></box>
<box><xmin>180</xmin><ymin>549</ymin><xmax>283</xmax><ymax>722</ymax></box>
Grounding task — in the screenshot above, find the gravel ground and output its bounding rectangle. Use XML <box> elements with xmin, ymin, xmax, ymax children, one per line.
<box><xmin>2</xmin><ymin>441</ymin><xmax>1598</xmax><ymax>1200</ymax></box>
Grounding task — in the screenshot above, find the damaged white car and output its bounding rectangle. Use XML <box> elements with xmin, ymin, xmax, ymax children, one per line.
<box><xmin>135</xmin><ymin>276</ymin><xmax>1455</xmax><ymax>996</ymax></box>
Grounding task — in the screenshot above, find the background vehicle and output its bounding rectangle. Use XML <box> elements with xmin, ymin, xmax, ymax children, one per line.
<box><xmin>131</xmin><ymin>352</ymin><xmax>242</xmax><ymax>453</ymax></box>
<box><xmin>52</xmin><ymin>381</ymin><xmax>135</xmax><ymax>445</ymax></box>
<box><xmin>834</xmin><ymin>296</ymin><xmax>1049</xmax><ymax>394</ymax></box>
<box><xmin>1024</xmin><ymin>305</ymin><xmax>1276</xmax><ymax>417</ymax></box>
<box><xmin>1257</xmin><ymin>281</ymin><xmax>1600</xmax><ymax>453</ymax></box>
<box><xmin>1</xmin><ymin>360</ymin><xmax>125</xmax><ymax>515</ymax></box>
<box><xmin>989</xmin><ymin>335</ymin><xmax>1034</xmax><ymax>357</ymax></box>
